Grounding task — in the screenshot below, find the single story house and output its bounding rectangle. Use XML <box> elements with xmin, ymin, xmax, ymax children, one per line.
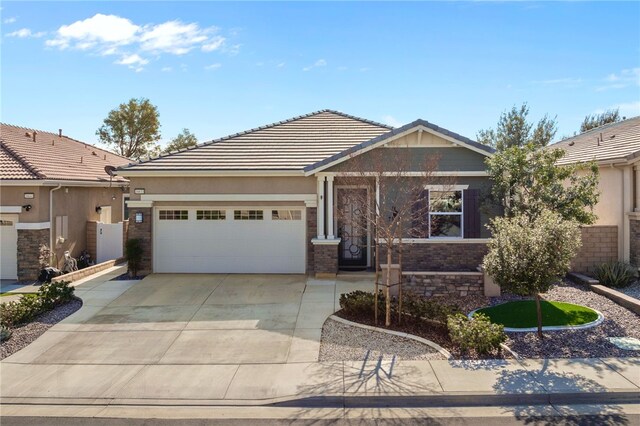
<box><xmin>551</xmin><ymin>116</ymin><xmax>640</xmax><ymax>273</ymax></box>
<box><xmin>0</xmin><ymin>123</ymin><xmax>130</xmax><ymax>281</ymax></box>
<box><xmin>118</xmin><ymin>110</ymin><xmax>495</xmax><ymax>290</ymax></box>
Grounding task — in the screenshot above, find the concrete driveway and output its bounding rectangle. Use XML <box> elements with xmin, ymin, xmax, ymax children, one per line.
<box><xmin>4</xmin><ymin>269</ymin><xmax>371</xmax><ymax>366</ymax></box>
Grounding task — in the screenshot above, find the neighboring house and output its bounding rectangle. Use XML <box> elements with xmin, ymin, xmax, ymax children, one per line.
<box><xmin>118</xmin><ymin>110</ymin><xmax>495</xmax><ymax>283</ymax></box>
<box><xmin>551</xmin><ymin>116</ymin><xmax>640</xmax><ymax>273</ymax></box>
<box><xmin>0</xmin><ymin>124</ymin><xmax>130</xmax><ymax>281</ymax></box>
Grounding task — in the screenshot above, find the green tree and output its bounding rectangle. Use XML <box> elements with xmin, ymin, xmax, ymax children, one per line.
<box><xmin>483</xmin><ymin>210</ymin><xmax>582</xmax><ymax>339</ymax></box>
<box><xmin>486</xmin><ymin>142</ymin><xmax>599</xmax><ymax>224</ymax></box>
<box><xmin>580</xmin><ymin>109</ymin><xmax>621</xmax><ymax>133</ymax></box>
<box><xmin>97</xmin><ymin>98</ymin><xmax>161</xmax><ymax>159</ymax></box>
<box><xmin>477</xmin><ymin>103</ymin><xmax>557</xmax><ymax>151</ymax></box>
<box><xmin>163</xmin><ymin>128</ymin><xmax>198</xmax><ymax>154</ymax></box>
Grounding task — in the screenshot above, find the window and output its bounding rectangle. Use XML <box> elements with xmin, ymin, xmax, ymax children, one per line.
<box><xmin>159</xmin><ymin>210</ymin><xmax>188</xmax><ymax>220</ymax></box>
<box><xmin>429</xmin><ymin>190</ymin><xmax>463</xmax><ymax>238</ymax></box>
<box><xmin>234</xmin><ymin>210</ymin><xmax>263</xmax><ymax>220</ymax></box>
<box><xmin>197</xmin><ymin>210</ymin><xmax>226</xmax><ymax>220</ymax></box>
<box><xmin>272</xmin><ymin>210</ymin><xmax>302</xmax><ymax>220</ymax></box>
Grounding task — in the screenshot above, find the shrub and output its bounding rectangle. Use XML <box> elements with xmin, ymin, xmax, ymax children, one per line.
<box><xmin>595</xmin><ymin>262</ymin><xmax>637</xmax><ymax>289</ymax></box>
<box><xmin>38</xmin><ymin>281</ymin><xmax>74</xmax><ymax>309</ymax></box>
<box><xmin>0</xmin><ymin>281</ymin><xmax>74</xmax><ymax>328</ymax></box>
<box><xmin>0</xmin><ymin>326</ymin><xmax>11</xmax><ymax>342</ymax></box>
<box><xmin>339</xmin><ymin>291</ymin><xmax>383</xmax><ymax>317</ymax></box>
<box><xmin>447</xmin><ymin>313</ymin><xmax>506</xmax><ymax>355</ymax></box>
<box><xmin>126</xmin><ymin>238</ymin><xmax>143</xmax><ymax>277</ymax></box>
<box><xmin>402</xmin><ymin>293</ymin><xmax>462</xmax><ymax>325</ymax></box>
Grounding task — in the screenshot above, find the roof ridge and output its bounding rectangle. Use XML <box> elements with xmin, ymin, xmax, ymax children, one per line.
<box><xmin>135</xmin><ymin>109</ymin><xmax>392</xmax><ymax>165</ymax></box>
<box><xmin>0</xmin><ymin>141</ymin><xmax>45</xmax><ymax>179</ymax></box>
<box><xmin>551</xmin><ymin>115</ymin><xmax>640</xmax><ymax>146</ymax></box>
<box><xmin>0</xmin><ymin>122</ymin><xmax>129</xmax><ymax>162</ymax></box>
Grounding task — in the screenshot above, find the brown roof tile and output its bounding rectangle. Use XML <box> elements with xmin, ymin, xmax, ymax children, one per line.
<box><xmin>551</xmin><ymin>116</ymin><xmax>640</xmax><ymax>165</ymax></box>
<box><xmin>0</xmin><ymin>123</ymin><xmax>130</xmax><ymax>182</ymax></box>
<box><xmin>121</xmin><ymin>110</ymin><xmax>392</xmax><ymax>172</ymax></box>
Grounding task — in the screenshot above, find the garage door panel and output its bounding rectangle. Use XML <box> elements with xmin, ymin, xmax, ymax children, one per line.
<box><xmin>154</xmin><ymin>207</ymin><xmax>305</xmax><ymax>274</ymax></box>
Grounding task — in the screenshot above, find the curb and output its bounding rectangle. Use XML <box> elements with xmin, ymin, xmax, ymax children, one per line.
<box><xmin>329</xmin><ymin>314</ymin><xmax>453</xmax><ymax>359</ymax></box>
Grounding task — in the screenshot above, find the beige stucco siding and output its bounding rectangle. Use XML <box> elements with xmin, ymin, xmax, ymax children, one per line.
<box><xmin>128</xmin><ymin>176</ymin><xmax>316</xmax><ymax>201</ymax></box>
<box><xmin>0</xmin><ymin>186</ymin><xmax>50</xmax><ymax>222</ymax></box>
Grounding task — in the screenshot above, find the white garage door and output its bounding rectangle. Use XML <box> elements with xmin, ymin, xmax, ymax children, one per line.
<box><xmin>0</xmin><ymin>215</ymin><xmax>18</xmax><ymax>280</ymax></box>
<box><xmin>154</xmin><ymin>207</ymin><xmax>306</xmax><ymax>273</ymax></box>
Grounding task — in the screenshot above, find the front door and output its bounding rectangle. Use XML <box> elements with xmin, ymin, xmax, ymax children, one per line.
<box><xmin>336</xmin><ymin>187</ymin><xmax>368</xmax><ymax>269</ymax></box>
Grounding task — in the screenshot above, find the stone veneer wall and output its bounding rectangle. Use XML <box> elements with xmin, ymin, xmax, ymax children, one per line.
<box><xmin>127</xmin><ymin>208</ymin><xmax>153</xmax><ymax>275</ymax></box>
<box><xmin>571</xmin><ymin>226</ymin><xmax>618</xmax><ymax>274</ymax></box>
<box><xmin>380</xmin><ymin>242</ymin><xmax>488</xmax><ymax>272</ymax></box>
<box><xmin>306</xmin><ymin>207</ymin><xmax>317</xmax><ymax>274</ymax></box>
<box><xmin>86</xmin><ymin>221</ymin><xmax>98</xmax><ymax>261</ymax></box>
<box><xmin>403</xmin><ymin>272</ymin><xmax>484</xmax><ymax>297</ymax></box>
<box><xmin>17</xmin><ymin>228</ymin><xmax>49</xmax><ymax>281</ymax></box>
<box><xmin>630</xmin><ymin>218</ymin><xmax>640</xmax><ymax>268</ymax></box>
<box><xmin>314</xmin><ymin>244</ymin><xmax>338</xmax><ymax>276</ymax></box>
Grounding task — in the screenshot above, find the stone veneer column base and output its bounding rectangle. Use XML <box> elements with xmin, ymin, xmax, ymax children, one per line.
<box><xmin>630</xmin><ymin>216</ymin><xmax>640</xmax><ymax>268</ymax></box>
<box><xmin>127</xmin><ymin>207</ymin><xmax>153</xmax><ymax>275</ymax></box>
<box><xmin>312</xmin><ymin>238</ymin><xmax>340</xmax><ymax>279</ymax></box>
<box><xmin>17</xmin><ymin>228</ymin><xmax>49</xmax><ymax>281</ymax></box>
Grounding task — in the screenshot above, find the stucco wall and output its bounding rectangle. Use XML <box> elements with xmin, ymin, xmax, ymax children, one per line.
<box><xmin>128</xmin><ymin>176</ymin><xmax>316</xmax><ymax>201</ymax></box>
<box><xmin>0</xmin><ymin>186</ymin><xmax>50</xmax><ymax>222</ymax></box>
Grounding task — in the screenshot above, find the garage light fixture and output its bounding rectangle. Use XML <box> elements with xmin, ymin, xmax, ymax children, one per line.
<box><xmin>95</xmin><ymin>206</ymin><xmax>102</xmax><ymax>214</ymax></box>
<box><xmin>22</xmin><ymin>204</ymin><xmax>32</xmax><ymax>212</ymax></box>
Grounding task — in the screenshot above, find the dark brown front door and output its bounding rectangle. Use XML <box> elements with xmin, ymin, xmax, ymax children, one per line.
<box><xmin>336</xmin><ymin>187</ymin><xmax>368</xmax><ymax>269</ymax></box>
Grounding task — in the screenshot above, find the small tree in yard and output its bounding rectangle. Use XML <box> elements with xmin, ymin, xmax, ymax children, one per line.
<box><xmin>335</xmin><ymin>148</ymin><xmax>450</xmax><ymax>327</ymax></box>
<box><xmin>483</xmin><ymin>210</ymin><xmax>582</xmax><ymax>339</ymax></box>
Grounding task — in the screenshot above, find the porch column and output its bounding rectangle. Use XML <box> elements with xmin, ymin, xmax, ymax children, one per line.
<box><xmin>317</xmin><ymin>176</ymin><xmax>326</xmax><ymax>239</ymax></box>
<box><xmin>326</xmin><ymin>175</ymin><xmax>335</xmax><ymax>239</ymax></box>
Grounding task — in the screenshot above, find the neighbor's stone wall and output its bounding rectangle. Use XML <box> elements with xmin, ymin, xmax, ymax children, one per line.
<box><xmin>86</xmin><ymin>221</ymin><xmax>98</xmax><ymax>261</ymax></box>
<box><xmin>306</xmin><ymin>207</ymin><xmax>317</xmax><ymax>274</ymax></box>
<box><xmin>630</xmin><ymin>218</ymin><xmax>640</xmax><ymax>268</ymax></box>
<box><xmin>127</xmin><ymin>208</ymin><xmax>153</xmax><ymax>275</ymax></box>
<box><xmin>380</xmin><ymin>242</ymin><xmax>488</xmax><ymax>272</ymax></box>
<box><xmin>403</xmin><ymin>272</ymin><xmax>484</xmax><ymax>297</ymax></box>
<box><xmin>314</xmin><ymin>244</ymin><xmax>338</xmax><ymax>277</ymax></box>
<box><xmin>17</xmin><ymin>228</ymin><xmax>49</xmax><ymax>281</ymax></box>
<box><xmin>571</xmin><ymin>226</ymin><xmax>618</xmax><ymax>274</ymax></box>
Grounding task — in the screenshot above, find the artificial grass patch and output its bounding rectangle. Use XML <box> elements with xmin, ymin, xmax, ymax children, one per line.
<box><xmin>474</xmin><ymin>300</ymin><xmax>599</xmax><ymax>328</ymax></box>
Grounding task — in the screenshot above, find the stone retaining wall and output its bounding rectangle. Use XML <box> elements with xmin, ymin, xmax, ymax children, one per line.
<box><xmin>380</xmin><ymin>242</ymin><xmax>488</xmax><ymax>272</ymax></box>
<box><xmin>403</xmin><ymin>272</ymin><xmax>484</xmax><ymax>297</ymax></box>
<box><xmin>571</xmin><ymin>226</ymin><xmax>618</xmax><ymax>274</ymax></box>
<box><xmin>52</xmin><ymin>258</ymin><xmax>125</xmax><ymax>283</ymax></box>
<box><xmin>17</xmin><ymin>228</ymin><xmax>49</xmax><ymax>281</ymax></box>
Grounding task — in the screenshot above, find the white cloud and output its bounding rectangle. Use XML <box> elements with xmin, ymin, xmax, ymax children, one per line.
<box><xmin>7</xmin><ymin>28</ymin><xmax>45</xmax><ymax>38</ymax></box>
<box><xmin>596</xmin><ymin>68</ymin><xmax>640</xmax><ymax>91</ymax></box>
<box><xmin>205</xmin><ymin>63</ymin><xmax>221</xmax><ymax>70</ymax></box>
<box><xmin>3</xmin><ymin>17</ymin><xmax>16</xmax><ymax>24</ymax></box>
<box><xmin>277</xmin><ymin>62</ymin><xmax>285</xmax><ymax>68</ymax></box>
<box><xmin>202</xmin><ymin>35</ymin><xmax>225</xmax><ymax>52</ymax></box>
<box><xmin>534</xmin><ymin>77</ymin><xmax>583</xmax><ymax>86</ymax></box>
<box><xmin>303</xmin><ymin>59</ymin><xmax>326</xmax><ymax>71</ymax></box>
<box><xmin>42</xmin><ymin>13</ymin><xmax>234</xmax><ymax>71</ymax></box>
<box><xmin>359</xmin><ymin>67</ymin><xmax>370</xmax><ymax>72</ymax></box>
<box><xmin>161</xmin><ymin>66</ymin><xmax>173</xmax><ymax>72</ymax></box>
<box><xmin>381</xmin><ymin>115</ymin><xmax>402</xmax><ymax>128</ymax></box>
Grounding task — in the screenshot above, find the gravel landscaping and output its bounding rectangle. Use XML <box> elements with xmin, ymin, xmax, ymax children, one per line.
<box><xmin>619</xmin><ymin>280</ymin><xmax>640</xmax><ymax>300</ymax></box>
<box><xmin>0</xmin><ymin>298</ymin><xmax>82</xmax><ymax>360</ymax></box>
<box><xmin>319</xmin><ymin>318</ymin><xmax>446</xmax><ymax>361</ymax></box>
<box><xmin>330</xmin><ymin>280</ymin><xmax>640</xmax><ymax>360</ymax></box>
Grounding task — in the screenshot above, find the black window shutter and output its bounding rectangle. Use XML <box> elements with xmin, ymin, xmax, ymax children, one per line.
<box><xmin>412</xmin><ymin>189</ymin><xmax>429</xmax><ymax>238</ymax></box>
<box><xmin>463</xmin><ymin>189</ymin><xmax>481</xmax><ymax>238</ymax></box>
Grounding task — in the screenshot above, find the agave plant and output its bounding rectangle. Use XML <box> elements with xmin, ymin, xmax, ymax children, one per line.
<box><xmin>594</xmin><ymin>262</ymin><xmax>637</xmax><ymax>289</ymax></box>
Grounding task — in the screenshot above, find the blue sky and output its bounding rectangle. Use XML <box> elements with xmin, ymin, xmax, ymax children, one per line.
<box><xmin>2</xmin><ymin>1</ymin><xmax>639</xmax><ymax>150</ymax></box>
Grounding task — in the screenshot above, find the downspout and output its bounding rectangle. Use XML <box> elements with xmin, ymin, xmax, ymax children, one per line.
<box><xmin>49</xmin><ymin>184</ymin><xmax>62</xmax><ymax>253</ymax></box>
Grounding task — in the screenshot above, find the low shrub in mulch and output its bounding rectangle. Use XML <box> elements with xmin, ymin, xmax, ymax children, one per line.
<box><xmin>594</xmin><ymin>261</ymin><xmax>638</xmax><ymax>289</ymax></box>
<box><xmin>337</xmin><ymin>290</ymin><xmax>507</xmax><ymax>359</ymax></box>
<box><xmin>0</xmin><ymin>281</ymin><xmax>75</xmax><ymax>330</ymax></box>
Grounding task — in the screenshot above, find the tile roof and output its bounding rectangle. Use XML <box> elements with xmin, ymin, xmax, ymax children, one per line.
<box><xmin>120</xmin><ymin>110</ymin><xmax>393</xmax><ymax>172</ymax></box>
<box><xmin>550</xmin><ymin>116</ymin><xmax>640</xmax><ymax>165</ymax></box>
<box><xmin>304</xmin><ymin>118</ymin><xmax>495</xmax><ymax>173</ymax></box>
<box><xmin>0</xmin><ymin>123</ymin><xmax>130</xmax><ymax>182</ymax></box>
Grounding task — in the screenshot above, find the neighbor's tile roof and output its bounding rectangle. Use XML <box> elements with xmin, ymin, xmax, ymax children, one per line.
<box><xmin>0</xmin><ymin>123</ymin><xmax>129</xmax><ymax>182</ymax></box>
<box><xmin>551</xmin><ymin>116</ymin><xmax>640</xmax><ymax>165</ymax></box>
<box><xmin>120</xmin><ymin>110</ymin><xmax>393</xmax><ymax>172</ymax></box>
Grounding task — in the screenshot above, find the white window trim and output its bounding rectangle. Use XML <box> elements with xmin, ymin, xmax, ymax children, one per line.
<box><xmin>424</xmin><ymin>185</ymin><xmax>469</xmax><ymax>191</ymax></box>
<box><xmin>428</xmin><ymin>190</ymin><xmax>464</xmax><ymax>239</ymax></box>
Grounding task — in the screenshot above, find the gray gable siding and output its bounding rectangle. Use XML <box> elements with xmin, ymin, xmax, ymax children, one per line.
<box><xmin>325</xmin><ymin>147</ymin><xmax>488</xmax><ymax>173</ymax></box>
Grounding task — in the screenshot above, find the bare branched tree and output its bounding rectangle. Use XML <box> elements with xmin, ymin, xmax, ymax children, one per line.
<box><xmin>333</xmin><ymin>146</ymin><xmax>454</xmax><ymax>326</ymax></box>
